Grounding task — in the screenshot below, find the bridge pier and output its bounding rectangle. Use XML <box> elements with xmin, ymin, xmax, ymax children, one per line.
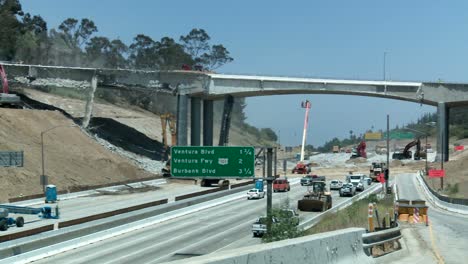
<box><xmin>176</xmin><ymin>94</ymin><xmax>188</xmax><ymax>146</ymax></box>
<box><xmin>82</xmin><ymin>74</ymin><xmax>98</xmax><ymax>128</ymax></box>
<box><xmin>190</xmin><ymin>97</ymin><xmax>201</xmax><ymax>146</ymax></box>
<box><xmin>203</xmin><ymin>100</ymin><xmax>214</xmax><ymax>146</ymax></box>
<box><xmin>437</xmin><ymin>102</ymin><xmax>449</xmax><ymax>162</ymax></box>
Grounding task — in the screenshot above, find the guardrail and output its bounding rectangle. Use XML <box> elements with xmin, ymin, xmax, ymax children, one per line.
<box><xmin>362</xmin><ymin>224</ymin><xmax>402</xmax><ymax>256</ymax></box>
<box><xmin>419</xmin><ymin>170</ymin><xmax>468</xmax><ymax>206</ymax></box>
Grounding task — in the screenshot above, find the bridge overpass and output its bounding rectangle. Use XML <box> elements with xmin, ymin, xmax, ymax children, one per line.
<box><xmin>4</xmin><ymin>62</ymin><xmax>468</xmax><ymax>160</ymax></box>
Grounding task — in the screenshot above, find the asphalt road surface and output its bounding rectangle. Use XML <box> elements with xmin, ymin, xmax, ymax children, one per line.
<box><xmin>0</xmin><ymin>181</ymin><xmax>215</xmax><ymax>235</ymax></box>
<box><xmin>395</xmin><ymin>173</ymin><xmax>468</xmax><ymax>264</ymax></box>
<box><xmin>32</xmin><ymin>179</ymin><xmax>363</xmax><ymax>264</ymax></box>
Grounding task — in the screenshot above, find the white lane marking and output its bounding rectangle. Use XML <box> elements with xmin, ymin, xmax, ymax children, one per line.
<box><xmin>145</xmin><ymin>218</ymin><xmax>257</xmax><ymax>264</ymax></box>
<box><xmin>8</xmin><ymin>192</ymin><xmax>246</xmax><ymax>264</ymax></box>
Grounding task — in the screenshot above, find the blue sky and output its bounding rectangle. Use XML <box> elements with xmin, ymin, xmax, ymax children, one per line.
<box><xmin>21</xmin><ymin>0</ymin><xmax>468</xmax><ymax>146</ymax></box>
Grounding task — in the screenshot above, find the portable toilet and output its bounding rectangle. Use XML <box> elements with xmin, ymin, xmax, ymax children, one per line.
<box><xmin>255</xmin><ymin>179</ymin><xmax>264</xmax><ymax>190</ymax></box>
<box><xmin>45</xmin><ymin>185</ymin><xmax>57</xmax><ymax>203</ymax></box>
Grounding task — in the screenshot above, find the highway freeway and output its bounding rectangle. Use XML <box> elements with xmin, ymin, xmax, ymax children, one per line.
<box><xmin>1</xmin><ymin>180</ymin><xmax>217</xmax><ymax>235</ymax></box>
<box><xmin>395</xmin><ymin>173</ymin><xmax>468</xmax><ymax>263</ymax></box>
<box><xmin>30</xmin><ymin>177</ymin><xmax>370</xmax><ymax>264</ymax></box>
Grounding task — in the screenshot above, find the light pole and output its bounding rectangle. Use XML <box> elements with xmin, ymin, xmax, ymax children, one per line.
<box><xmin>41</xmin><ymin>124</ymin><xmax>79</xmax><ymax>193</ymax></box>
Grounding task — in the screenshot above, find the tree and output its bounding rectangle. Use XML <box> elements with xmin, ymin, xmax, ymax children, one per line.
<box><xmin>262</xmin><ymin>199</ymin><xmax>303</xmax><ymax>243</ymax></box>
<box><xmin>129</xmin><ymin>34</ymin><xmax>157</xmax><ymax>69</ymax></box>
<box><xmin>180</xmin><ymin>28</ymin><xmax>233</xmax><ymax>70</ymax></box>
<box><xmin>260</xmin><ymin>128</ymin><xmax>278</xmax><ymax>142</ymax></box>
<box><xmin>154</xmin><ymin>37</ymin><xmax>193</xmax><ymax>70</ymax></box>
<box><xmin>0</xmin><ymin>0</ymin><xmax>24</xmax><ymax>60</ymax></box>
<box><xmin>200</xmin><ymin>44</ymin><xmax>233</xmax><ymax>70</ymax></box>
<box><xmin>58</xmin><ymin>18</ymin><xmax>97</xmax><ymax>49</ymax></box>
<box><xmin>179</xmin><ymin>28</ymin><xmax>210</xmax><ymax>61</ymax></box>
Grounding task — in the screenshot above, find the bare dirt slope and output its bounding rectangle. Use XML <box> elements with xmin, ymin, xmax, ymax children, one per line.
<box><xmin>0</xmin><ymin>109</ymin><xmax>153</xmax><ymax>202</ymax></box>
<box><xmin>20</xmin><ymin>88</ymin><xmax>267</xmax><ymax>147</ymax></box>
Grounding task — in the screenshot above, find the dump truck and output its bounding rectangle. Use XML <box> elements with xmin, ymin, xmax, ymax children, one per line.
<box><xmin>297</xmin><ymin>181</ymin><xmax>332</xmax><ymax>212</ymax></box>
<box><xmin>332</xmin><ymin>146</ymin><xmax>339</xmax><ymax>153</ymax></box>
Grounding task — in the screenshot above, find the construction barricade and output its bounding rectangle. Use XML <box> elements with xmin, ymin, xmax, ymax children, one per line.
<box><xmin>396</xmin><ymin>199</ymin><xmax>428</xmax><ymax>225</ymax></box>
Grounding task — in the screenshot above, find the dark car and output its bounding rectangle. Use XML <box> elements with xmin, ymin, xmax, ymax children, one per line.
<box><xmin>300</xmin><ymin>175</ymin><xmax>326</xmax><ymax>186</ymax></box>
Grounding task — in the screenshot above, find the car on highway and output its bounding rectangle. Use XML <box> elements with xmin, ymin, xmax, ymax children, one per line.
<box><xmin>247</xmin><ymin>189</ymin><xmax>265</xmax><ymax>200</ymax></box>
<box><xmin>351</xmin><ymin>180</ymin><xmax>365</xmax><ymax>191</ymax></box>
<box><xmin>339</xmin><ymin>183</ymin><xmax>356</xmax><ymax>197</ymax></box>
<box><xmin>300</xmin><ymin>175</ymin><xmax>326</xmax><ymax>186</ymax></box>
<box><xmin>273</xmin><ymin>178</ymin><xmax>290</xmax><ymax>192</ymax></box>
<box><xmin>330</xmin><ymin>180</ymin><xmax>343</xmax><ymax>190</ymax></box>
<box><xmin>364</xmin><ymin>177</ymin><xmax>372</xmax><ymax>185</ymax></box>
<box><xmin>251</xmin><ymin>209</ymin><xmax>299</xmax><ymax>237</ymax></box>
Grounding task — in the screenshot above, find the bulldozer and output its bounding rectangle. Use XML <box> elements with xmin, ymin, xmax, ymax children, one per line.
<box><xmin>297</xmin><ymin>181</ymin><xmax>332</xmax><ymax>212</ymax></box>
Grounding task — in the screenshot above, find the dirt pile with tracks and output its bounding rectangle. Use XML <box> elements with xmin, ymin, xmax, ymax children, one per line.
<box><xmin>0</xmin><ymin>109</ymin><xmax>153</xmax><ymax>202</ymax></box>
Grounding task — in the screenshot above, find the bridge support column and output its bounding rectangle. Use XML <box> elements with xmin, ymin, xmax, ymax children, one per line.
<box><xmin>437</xmin><ymin>102</ymin><xmax>449</xmax><ymax>162</ymax></box>
<box><xmin>203</xmin><ymin>100</ymin><xmax>214</xmax><ymax>146</ymax></box>
<box><xmin>177</xmin><ymin>94</ymin><xmax>188</xmax><ymax>146</ymax></box>
<box><xmin>190</xmin><ymin>97</ymin><xmax>201</xmax><ymax>146</ymax></box>
<box><xmin>82</xmin><ymin>74</ymin><xmax>98</xmax><ymax>128</ymax></box>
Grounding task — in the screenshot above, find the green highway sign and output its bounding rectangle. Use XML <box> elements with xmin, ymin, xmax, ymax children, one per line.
<box><xmin>171</xmin><ymin>146</ymin><xmax>255</xmax><ymax>178</ymax></box>
<box><xmin>383</xmin><ymin>132</ymin><xmax>415</xmax><ymax>140</ymax></box>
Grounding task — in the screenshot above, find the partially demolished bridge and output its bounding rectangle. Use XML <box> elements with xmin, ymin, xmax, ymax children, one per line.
<box><xmin>4</xmin><ymin>62</ymin><xmax>468</xmax><ymax>161</ymax></box>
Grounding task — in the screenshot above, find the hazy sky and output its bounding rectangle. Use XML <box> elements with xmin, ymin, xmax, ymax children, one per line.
<box><xmin>21</xmin><ymin>0</ymin><xmax>468</xmax><ymax>146</ymax></box>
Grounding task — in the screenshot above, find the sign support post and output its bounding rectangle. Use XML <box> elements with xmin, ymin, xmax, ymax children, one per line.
<box><xmin>266</xmin><ymin>147</ymin><xmax>273</xmax><ymax>235</ymax></box>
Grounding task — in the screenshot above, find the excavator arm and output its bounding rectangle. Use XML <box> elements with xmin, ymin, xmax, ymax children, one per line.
<box><xmin>402</xmin><ymin>139</ymin><xmax>419</xmax><ymax>156</ymax></box>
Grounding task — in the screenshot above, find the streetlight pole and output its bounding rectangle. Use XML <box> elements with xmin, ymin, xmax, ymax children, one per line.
<box><xmin>41</xmin><ymin>124</ymin><xmax>78</xmax><ymax>193</ymax></box>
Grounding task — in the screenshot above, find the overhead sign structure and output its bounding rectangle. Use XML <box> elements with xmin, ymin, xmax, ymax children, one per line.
<box><xmin>365</xmin><ymin>132</ymin><xmax>382</xmax><ymax>140</ymax></box>
<box><xmin>383</xmin><ymin>132</ymin><xmax>414</xmax><ymax>140</ymax></box>
<box><xmin>171</xmin><ymin>146</ymin><xmax>255</xmax><ymax>178</ymax></box>
<box><xmin>428</xmin><ymin>169</ymin><xmax>445</xmax><ymax>178</ymax></box>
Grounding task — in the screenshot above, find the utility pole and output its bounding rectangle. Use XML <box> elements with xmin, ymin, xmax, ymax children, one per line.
<box><xmin>386</xmin><ymin>115</ymin><xmax>390</xmax><ymax>193</ymax></box>
<box><xmin>266</xmin><ymin>147</ymin><xmax>274</xmax><ymax>235</ymax></box>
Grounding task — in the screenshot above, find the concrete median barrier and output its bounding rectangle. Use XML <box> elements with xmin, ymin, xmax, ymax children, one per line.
<box><xmin>161</xmin><ymin>228</ymin><xmax>374</xmax><ymax>264</ymax></box>
<box><xmin>0</xmin><ymin>184</ymin><xmax>253</xmax><ymax>259</ymax></box>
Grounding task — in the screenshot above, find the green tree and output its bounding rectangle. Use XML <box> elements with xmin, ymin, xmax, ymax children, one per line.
<box><xmin>58</xmin><ymin>18</ymin><xmax>97</xmax><ymax>49</ymax></box>
<box><xmin>260</xmin><ymin>128</ymin><xmax>278</xmax><ymax>142</ymax></box>
<box><xmin>0</xmin><ymin>0</ymin><xmax>24</xmax><ymax>60</ymax></box>
<box><xmin>154</xmin><ymin>37</ymin><xmax>193</xmax><ymax>70</ymax></box>
<box><xmin>180</xmin><ymin>28</ymin><xmax>233</xmax><ymax>70</ymax></box>
<box><xmin>200</xmin><ymin>44</ymin><xmax>233</xmax><ymax>70</ymax></box>
<box><xmin>129</xmin><ymin>34</ymin><xmax>158</xmax><ymax>69</ymax></box>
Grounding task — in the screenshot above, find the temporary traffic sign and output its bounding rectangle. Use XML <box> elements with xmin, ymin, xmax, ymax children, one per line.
<box><xmin>428</xmin><ymin>169</ymin><xmax>445</xmax><ymax>178</ymax></box>
<box><xmin>171</xmin><ymin>146</ymin><xmax>255</xmax><ymax>178</ymax></box>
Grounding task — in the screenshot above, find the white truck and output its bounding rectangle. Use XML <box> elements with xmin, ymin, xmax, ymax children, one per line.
<box><xmin>346</xmin><ymin>174</ymin><xmax>366</xmax><ymax>191</ymax></box>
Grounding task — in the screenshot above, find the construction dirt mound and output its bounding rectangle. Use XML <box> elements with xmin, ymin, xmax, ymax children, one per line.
<box><xmin>0</xmin><ymin>109</ymin><xmax>154</xmax><ymax>202</ymax></box>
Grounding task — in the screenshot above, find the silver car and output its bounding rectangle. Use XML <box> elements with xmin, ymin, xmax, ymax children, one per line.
<box><xmin>330</xmin><ymin>180</ymin><xmax>343</xmax><ymax>190</ymax></box>
<box><xmin>339</xmin><ymin>183</ymin><xmax>356</xmax><ymax>197</ymax></box>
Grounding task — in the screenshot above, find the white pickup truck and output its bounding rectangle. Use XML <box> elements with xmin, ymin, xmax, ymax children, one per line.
<box><xmin>251</xmin><ymin>209</ymin><xmax>299</xmax><ymax>237</ymax></box>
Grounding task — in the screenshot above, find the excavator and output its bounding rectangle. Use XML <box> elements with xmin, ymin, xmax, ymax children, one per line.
<box><xmin>0</xmin><ymin>64</ymin><xmax>21</xmax><ymax>107</ymax></box>
<box><xmin>350</xmin><ymin>141</ymin><xmax>367</xmax><ymax>159</ymax></box>
<box><xmin>297</xmin><ymin>181</ymin><xmax>332</xmax><ymax>212</ymax></box>
<box><xmin>392</xmin><ymin>138</ymin><xmax>426</xmax><ymax>160</ymax></box>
